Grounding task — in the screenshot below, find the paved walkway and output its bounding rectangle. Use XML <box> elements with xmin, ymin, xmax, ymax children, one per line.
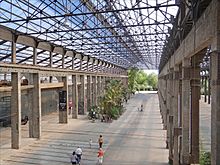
<box><xmin>0</xmin><ymin>92</ymin><xmax>167</xmax><ymax>164</ymax></box>
<box><xmin>199</xmin><ymin>96</ymin><xmax>211</xmax><ymax>151</ymax></box>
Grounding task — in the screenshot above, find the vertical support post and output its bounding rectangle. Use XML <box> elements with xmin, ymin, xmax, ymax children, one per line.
<box><xmin>173</xmin><ymin>66</ymin><xmax>180</xmax><ymax>164</ymax></box>
<box><xmin>190</xmin><ymin>61</ymin><xmax>200</xmax><ymax>163</ymax></box>
<box><xmin>62</xmin><ymin>54</ymin><xmax>65</xmax><ymax>69</ymax></box>
<box><xmin>29</xmin><ymin>73</ymin><xmax>41</xmax><ymax>138</ymax></box>
<box><xmin>33</xmin><ymin>47</ymin><xmax>37</xmax><ymax>65</ymax></box>
<box><xmin>210</xmin><ymin>51</ymin><xmax>220</xmax><ymax>165</ymax></box>
<box><xmin>11</xmin><ymin>72</ymin><xmax>21</xmax><ymax>149</ymax></box>
<box><xmin>204</xmin><ymin>76</ymin><xmax>207</xmax><ymax>102</ymax></box>
<box><xmin>181</xmin><ymin>58</ymin><xmax>191</xmax><ymax>164</ymax></box>
<box><xmin>59</xmin><ymin>76</ymin><xmax>68</xmax><ymax>123</ymax></box>
<box><xmin>97</xmin><ymin>76</ymin><xmax>101</xmax><ymax>103</ymax></box>
<box><xmin>92</xmin><ymin>76</ymin><xmax>97</xmax><ymax>106</ymax></box>
<box><xmin>80</xmin><ymin>60</ymin><xmax>82</xmax><ymax>70</ymax></box>
<box><xmin>72</xmin><ymin>57</ymin><xmax>75</xmax><ymax>70</ymax></box>
<box><xmin>80</xmin><ymin>75</ymin><xmax>86</xmax><ymax>115</ymax></box>
<box><xmin>72</xmin><ymin>75</ymin><xmax>78</xmax><ymax>119</ymax></box>
<box><xmin>87</xmin><ymin>75</ymin><xmax>92</xmax><ymax>112</ymax></box>
<box><xmin>208</xmin><ymin>77</ymin><xmax>211</xmax><ymax>104</ymax></box>
<box><xmin>11</xmin><ymin>37</ymin><xmax>16</xmax><ymax>63</ymax></box>
<box><xmin>49</xmin><ymin>52</ymin><xmax>53</xmax><ymax>67</ymax></box>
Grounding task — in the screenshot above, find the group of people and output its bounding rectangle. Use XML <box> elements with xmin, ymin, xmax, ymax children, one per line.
<box><xmin>70</xmin><ymin>135</ymin><xmax>104</xmax><ymax>165</ymax></box>
<box><xmin>70</xmin><ymin>146</ymin><xmax>83</xmax><ymax>165</ymax></box>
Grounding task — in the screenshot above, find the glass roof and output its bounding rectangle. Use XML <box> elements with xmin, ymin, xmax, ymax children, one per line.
<box><xmin>0</xmin><ymin>0</ymin><xmax>179</xmax><ymax>69</ymax></box>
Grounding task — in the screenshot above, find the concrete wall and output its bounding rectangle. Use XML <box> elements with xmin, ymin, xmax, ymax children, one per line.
<box><xmin>0</xmin><ymin>88</ymin><xmax>60</xmax><ymax>127</ymax></box>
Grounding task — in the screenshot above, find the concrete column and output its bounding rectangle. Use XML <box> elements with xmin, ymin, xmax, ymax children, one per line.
<box><xmin>168</xmin><ymin>70</ymin><xmax>175</xmax><ymax>163</ymax></box>
<box><xmin>49</xmin><ymin>52</ymin><xmax>53</xmax><ymax>67</ymax></box>
<box><xmin>204</xmin><ymin>76</ymin><xmax>207</xmax><ymax>102</ymax></box>
<box><xmin>173</xmin><ymin>66</ymin><xmax>180</xmax><ymax>165</ymax></box>
<box><xmin>11</xmin><ymin>72</ymin><xmax>21</xmax><ymax>149</ymax></box>
<box><xmin>210</xmin><ymin>51</ymin><xmax>220</xmax><ymax>165</ymax></box>
<box><xmin>33</xmin><ymin>47</ymin><xmax>37</xmax><ymax>65</ymax></box>
<box><xmin>87</xmin><ymin>75</ymin><xmax>92</xmax><ymax>112</ymax></box>
<box><xmin>79</xmin><ymin>75</ymin><xmax>86</xmax><ymax>115</ymax></box>
<box><xmin>80</xmin><ymin>60</ymin><xmax>82</xmax><ymax>70</ymax></box>
<box><xmin>72</xmin><ymin>57</ymin><xmax>75</xmax><ymax>70</ymax></box>
<box><xmin>208</xmin><ymin>77</ymin><xmax>211</xmax><ymax>104</ymax></box>
<box><xmin>102</xmin><ymin>76</ymin><xmax>106</xmax><ymax>95</ymax></box>
<box><xmin>181</xmin><ymin>58</ymin><xmax>191</xmax><ymax>164</ymax></box>
<box><xmin>62</xmin><ymin>55</ymin><xmax>65</xmax><ymax>68</ymax></box>
<box><xmin>92</xmin><ymin>76</ymin><xmax>97</xmax><ymax>106</ymax></box>
<box><xmin>59</xmin><ymin>76</ymin><xmax>68</xmax><ymax>123</ymax></box>
<box><xmin>190</xmin><ymin>64</ymin><xmax>200</xmax><ymax>164</ymax></box>
<box><xmin>29</xmin><ymin>73</ymin><xmax>41</xmax><ymax>138</ymax></box>
<box><xmin>72</xmin><ymin>75</ymin><xmax>78</xmax><ymax>119</ymax></box>
<box><xmin>97</xmin><ymin>76</ymin><xmax>101</xmax><ymax>103</ymax></box>
<box><xmin>11</xmin><ymin>38</ymin><xmax>16</xmax><ymax>63</ymax></box>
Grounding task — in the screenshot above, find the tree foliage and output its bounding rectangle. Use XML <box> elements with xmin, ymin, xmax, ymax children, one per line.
<box><xmin>146</xmin><ymin>73</ymin><xmax>158</xmax><ymax>90</ymax></box>
<box><xmin>99</xmin><ymin>79</ymin><xmax>125</xmax><ymax>119</ymax></box>
<box><xmin>128</xmin><ymin>68</ymin><xmax>158</xmax><ymax>91</ymax></box>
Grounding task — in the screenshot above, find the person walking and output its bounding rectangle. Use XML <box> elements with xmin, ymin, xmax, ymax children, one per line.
<box><xmin>89</xmin><ymin>138</ymin><xmax>92</xmax><ymax>149</ymax></box>
<box><xmin>97</xmin><ymin>148</ymin><xmax>104</xmax><ymax>164</ymax></box>
<box><xmin>70</xmin><ymin>151</ymin><xmax>78</xmax><ymax>165</ymax></box>
<box><xmin>75</xmin><ymin>146</ymin><xmax>82</xmax><ymax>164</ymax></box>
<box><xmin>140</xmin><ymin>104</ymin><xmax>143</xmax><ymax>112</ymax></box>
<box><xmin>98</xmin><ymin>135</ymin><xmax>103</xmax><ymax>148</ymax></box>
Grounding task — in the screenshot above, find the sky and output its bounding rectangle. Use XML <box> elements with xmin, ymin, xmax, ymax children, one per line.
<box><xmin>144</xmin><ymin>69</ymin><xmax>158</xmax><ymax>75</ymax></box>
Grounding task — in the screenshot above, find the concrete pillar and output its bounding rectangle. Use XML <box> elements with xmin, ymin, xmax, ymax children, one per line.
<box><xmin>210</xmin><ymin>51</ymin><xmax>220</xmax><ymax>165</ymax></box>
<box><xmin>167</xmin><ymin>70</ymin><xmax>174</xmax><ymax>161</ymax></box>
<box><xmin>11</xmin><ymin>72</ymin><xmax>21</xmax><ymax>149</ymax></box>
<box><xmin>92</xmin><ymin>76</ymin><xmax>97</xmax><ymax>106</ymax></box>
<box><xmin>80</xmin><ymin>60</ymin><xmax>82</xmax><ymax>70</ymax></box>
<box><xmin>181</xmin><ymin>58</ymin><xmax>191</xmax><ymax>164</ymax></box>
<box><xmin>190</xmin><ymin>60</ymin><xmax>200</xmax><ymax>163</ymax></box>
<box><xmin>97</xmin><ymin>76</ymin><xmax>101</xmax><ymax>103</ymax></box>
<box><xmin>59</xmin><ymin>76</ymin><xmax>68</xmax><ymax>123</ymax></box>
<box><xmin>72</xmin><ymin>75</ymin><xmax>78</xmax><ymax>119</ymax></box>
<box><xmin>87</xmin><ymin>75</ymin><xmax>92</xmax><ymax>112</ymax></box>
<box><xmin>204</xmin><ymin>76</ymin><xmax>207</xmax><ymax>102</ymax></box>
<box><xmin>169</xmin><ymin>68</ymin><xmax>174</xmax><ymax>161</ymax></box>
<box><xmin>29</xmin><ymin>73</ymin><xmax>41</xmax><ymax>138</ymax></box>
<box><xmin>173</xmin><ymin>66</ymin><xmax>180</xmax><ymax>164</ymax></box>
<box><xmin>11</xmin><ymin>37</ymin><xmax>16</xmax><ymax>63</ymax></box>
<box><xmin>49</xmin><ymin>52</ymin><xmax>53</xmax><ymax>67</ymax></box>
<box><xmin>208</xmin><ymin>77</ymin><xmax>211</xmax><ymax>104</ymax></box>
<box><xmin>79</xmin><ymin>75</ymin><xmax>86</xmax><ymax>115</ymax></box>
<box><xmin>72</xmin><ymin>57</ymin><xmax>75</xmax><ymax>70</ymax></box>
<box><xmin>62</xmin><ymin>55</ymin><xmax>65</xmax><ymax>68</ymax></box>
<box><xmin>33</xmin><ymin>47</ymin><xmax>37</xmax><ymax>65</ymax></box>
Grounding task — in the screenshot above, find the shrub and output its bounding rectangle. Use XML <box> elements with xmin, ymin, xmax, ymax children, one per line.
<box><xmin>200</xmin><ymin>151</ymin><xmax>211</xmax><ymax>165</ymax></box>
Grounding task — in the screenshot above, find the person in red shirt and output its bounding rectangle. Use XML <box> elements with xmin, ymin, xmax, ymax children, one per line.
<box><xmin>97</xmin><ymin>148</ymin><xmax>104</xmax><ymax>164</ymax></box>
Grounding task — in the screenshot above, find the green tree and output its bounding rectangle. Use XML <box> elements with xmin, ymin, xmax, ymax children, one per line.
<box><xmin>135</xmin><ymin>70</ymin><xmax>147</xmax><ymax>90</ymax></box>
<box><xmin>99</xmin><ymin>79</ymin><xmax>125</xmax><ymax>119</ymax></box>
<box><xmin>128</xmin><ymin>68</ymin><xmax>139</xmax><ymax>93</ymax></box>
<box><xmin>146</xmin><ymin>73</ymin><xmax>158</xmax><ymax>90</ymax></box>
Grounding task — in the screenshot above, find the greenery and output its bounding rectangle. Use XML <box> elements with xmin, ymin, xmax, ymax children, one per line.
<box><xmin>98</xmin><ymin>79</ymin><xmax>126</xmax><ymax>120</ymax></box>
<box><xmin>128</xmin><ymin>68</ymin><xmax>158</xmax><ymax>92</ymax></box>
<box><xmin>200</xmin><ymin>151</ymin><xmax>211</xmax><ymax>165</ymax></box>
<box><xmin>88</xmin><ymin>106</ymin><xmax>100</xmax><ymax>119</ymax></box>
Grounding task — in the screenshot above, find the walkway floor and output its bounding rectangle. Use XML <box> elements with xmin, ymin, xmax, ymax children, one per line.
<box><xmin>199</xmin><ymin>96</ymin><xmax>211</xmax><ymax>151</ymax></box>
<box><xmin>0</xmin><ymin>92</ymin><xmax>168</xmax><ymax>165</ymax></box>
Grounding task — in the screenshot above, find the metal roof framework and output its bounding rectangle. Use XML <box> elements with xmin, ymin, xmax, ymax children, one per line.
<box><xmin>0</xmin><ymin>0</ymin><xmax>179</xmax><ymax>70</ymax></box>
